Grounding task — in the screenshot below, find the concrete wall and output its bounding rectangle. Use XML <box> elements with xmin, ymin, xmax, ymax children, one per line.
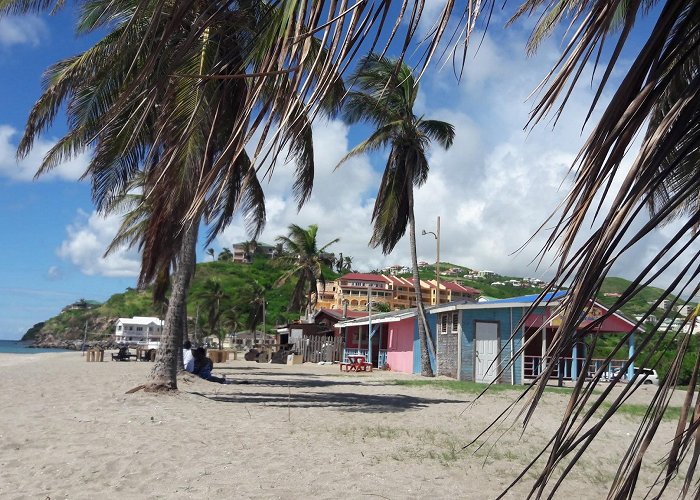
<box><xmin>436</xmin><ymin>313</ymin><xmax>459</xmax><ymax>378</ymax></box>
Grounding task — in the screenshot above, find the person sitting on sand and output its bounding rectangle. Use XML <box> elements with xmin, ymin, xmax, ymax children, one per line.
<box><xmin>192</xmin><ymin>347</ymin><xmax>225</xmax><ymax>384</ymax></box>
<box><xmin>183</xmin><ymin>340</ymin><xmax>194</xmax><ymax>372</ymax></box>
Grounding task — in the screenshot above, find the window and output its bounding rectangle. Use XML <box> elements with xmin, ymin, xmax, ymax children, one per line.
<box><xmin>439</xmin><ymin>312</ymin><xmax>459</xmax><ymax>334</ymax></box>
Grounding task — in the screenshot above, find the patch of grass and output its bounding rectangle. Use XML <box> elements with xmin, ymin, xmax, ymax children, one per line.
<box><xmin>362</xmin><ymin>425</ymin><xmax>405</xmax><ymax>440</ymax></box>
<box><xmin>390</xmin><ymin>379</ymin><xmax>575</xmax><ymax>395</ymax></box>
<box><xmin>599</xmin><ymin>402</ymin><xmax>682</xmax><ymax>421</ymax></box>
<box><xmin>390</xmin><ymin>379</ymin><xmax>516</xmax><ymax>394</ymax></box>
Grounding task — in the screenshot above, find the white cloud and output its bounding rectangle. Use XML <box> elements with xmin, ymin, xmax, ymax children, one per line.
<box><xmin>212</xmin><ymin>25</ymin><xmax>686</xmax><ymax>291</ymax></box>
<box><xmin>0</xmin><ymin>125</ymin><xmax>89</xmax><ymax>182</ymax></box>
<box><xmin>57</xmin><ymin>210</ymin><xmax>141</xmax><ymax>277</ymax></box>
<box><xmin>0</xmin><ymin>16</ymin><xmax>48</xmax><ymax>48</ymax></box>
<box><xmin>216</xmin><ymin>119</ymin><xmax>380</xmax><ymax>265</ymax></box>
<box><xmin>46</xmin><ymin>266</ymin><xmax>61</xmax><ymax>281</ymax></box>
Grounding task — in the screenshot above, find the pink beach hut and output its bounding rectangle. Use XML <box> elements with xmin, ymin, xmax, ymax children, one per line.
<box><xmin>334</xmin><ymin>308</ymin><xmax>418</xmax><ymax>373</ymax></box>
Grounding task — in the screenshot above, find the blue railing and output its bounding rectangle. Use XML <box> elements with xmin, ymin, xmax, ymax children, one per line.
<box><xmin>524</xmin><ymin>356</ymin><xmax>627</xmax><ymax>381</ymax></box>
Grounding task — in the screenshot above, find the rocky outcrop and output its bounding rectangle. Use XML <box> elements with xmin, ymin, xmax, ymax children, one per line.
<box><xmin>29</xmin><ymin>336</ymin><xmax>121</xmax><ymax>351</ymax></box>
<box><xmin>28</xmin><ymin>316</ymin><xmax>118</xmax><ymax>349</ymax></box>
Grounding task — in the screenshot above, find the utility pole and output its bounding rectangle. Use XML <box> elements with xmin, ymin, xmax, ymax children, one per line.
<box><xmin>194</xmin><ymin>304</ymin><xmax>199</xmax><ymax>344</ymax></box>
<box><xmin>262</xmin><ymin>299</ymin><xmax>267</xmax><ymax>343</ymax></box>
<box><xmin>367</xmin><ymin>285</ymin><xmax>372</xmax><ymax>365</ymax></box>
<box><xmin>422</xmin><ymin>216</ymin><xmax>441</xmax><ymax>305</ymax></box>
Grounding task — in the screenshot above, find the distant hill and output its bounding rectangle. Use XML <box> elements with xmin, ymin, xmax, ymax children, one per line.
<box><xmin>595</xmin><ymin>276</ymin><xmax>690</xmax><ymax>317</ymax></box>
<box><xmin>24</xmin><ymin>257</ymin><xmax>680</xmax><ymax>344</ymax></box>
<box><xmin>23</xmin><ymin>256</ymin><xmax>328</xmax><ymax>344</ymax></box>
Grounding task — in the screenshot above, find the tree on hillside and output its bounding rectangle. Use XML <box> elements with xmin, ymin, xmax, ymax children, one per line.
<box><xmin>218</xmin><ymin>248</ymin><xmax>233</xmax><ymax>261</ymax></box>
<box><xmin>275</xmin><ymin>224</ymin><xmax>339</xmax><ymax>318</ymax></box>
<box><xmin>336</xmin><ymin>253</ymin><xmax>344</xmax><ymax>274</ymax></box>
<box><xmin>196</xmin><ymin>279</ymin><xmax>230</xmax><ymax>349</ymax></box>
<box><xmin>242</xmin><ymin>281</ymin><xmax>266</xmax><ymax>344</ymax></box>
<box><xmin>337</xmin><ymin>54</ymin><xmax>455</xmax><ymax>377</ymax></box>
<box><xmin>343</xmin><ymin>256</ymin><xmax>354</xmax><ymax>273</ymax></box>
<box><xmin>206</xmin><ymin>249</ymin><xmax>215</xmax><ymax>262</ymax></box>
<box><xmin>222</xmin><ymin>306</ymin><xmax>241</xmax><ymax>347</ymax></box>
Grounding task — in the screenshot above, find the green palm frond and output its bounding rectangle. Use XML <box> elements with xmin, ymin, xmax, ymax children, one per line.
<box><xmin>417</xmin><ymin>119</ymin><xmax>455</xmax><ymax>149</ymax></box>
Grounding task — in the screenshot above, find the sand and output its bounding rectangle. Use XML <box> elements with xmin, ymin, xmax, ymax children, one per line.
<box><xmin>0</xmin><ymin>352</ymin><xmax>685</xmax><ymax>499</ymax></box>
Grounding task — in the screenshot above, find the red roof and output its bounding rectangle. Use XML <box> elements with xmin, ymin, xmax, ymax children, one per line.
<box><xmin>340</xmin><ymin>273</ymin><xmax>391</xmax><ymax>283</ymax></box>
<box><xmin>318</xmin><ymin>308</ymin><xmax>368</xmax><ymax>320</ymax></box>
<box><xmin>385</xmin><ymin>275</ymin><xmax>413</xmax><ymax>287</ymax></box>
<box><xmin>442</xmin><ymin>281</ymin><xmax>480</xmax><ymax>294</ymax></box>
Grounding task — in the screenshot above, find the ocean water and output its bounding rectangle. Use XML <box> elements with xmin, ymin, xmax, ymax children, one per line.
<box><xmin>0</xmin><ymin>340</ymin><xmax>71</xmax><ymax>354</ymax></box>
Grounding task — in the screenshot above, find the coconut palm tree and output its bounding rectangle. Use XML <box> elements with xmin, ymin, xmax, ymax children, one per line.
<box><xmin>206</xmin><ymin>248</ymin><xmax>215</xmax><ymax>262</ymax></box>
<box><xmin>275</xmin><ymin>224</ymin><xmax>339</xmax><ymax>317</ymax></box>
<box><xmin>243</xmin><ymin>281</ymin><xmax>266</xmax><ymax>344</ymax></box>
<box><xmin>7</xmin><ymin>0</ymin><xmax>344</xmax><ymax>391</ymax></box>
<box><xmin>218</xmin><ymin>248</ymin><xmax>233</xmax><ymax>261</ymax></box>
<box><xmin>343</xmin><ymin>256</ymin><xmax>353</xmax><ymax>273</ymax></box>
<box><xmin>223</xmin><ymin>306</ymin><xmax>241</xmax><ymax>348</ymax></box>
<box><xmin>197</xmin><ymin>279</ymin><xmax>230</xmax><ymax>348</ymax></box>
<box><xmin>336</xmin><ymin>252</ymin><xmax>344</xmax><ymax>273</ymax></box>
<box><xmin>337</xmin><ymin>54</ymin><xmax>455</xmax><ymax>377</ymax></box>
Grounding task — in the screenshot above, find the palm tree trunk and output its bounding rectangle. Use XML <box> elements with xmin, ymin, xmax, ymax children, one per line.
<box><xmin>408</xmin><ymin>191</ymin><xmax>435</xmax><ymax>377</ymax></box>
<box><xmin>147</xmin><ymin>218</ymin><xmax>200</xmax><ymax>390</ymax></box>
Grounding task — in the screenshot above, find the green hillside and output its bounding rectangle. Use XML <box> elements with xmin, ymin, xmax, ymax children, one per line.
<box><xmin>596</xmin><ymin>276</ymin><xmax>675</xmax><ymax>316</ymax></box>
<box><xmin>407</xmin><ymin>262</ymin><xmax>545</xmax><ymax>298</ymax></box>
<box><xmin>24</xmin><ymin>256</ymin><xmax>338</xmax><ymax>343</ymax></box>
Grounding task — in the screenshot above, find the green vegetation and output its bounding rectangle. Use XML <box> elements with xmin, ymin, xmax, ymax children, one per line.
<box><xmin>389</xmin><ymin>379</ymin><xmax>574</xmax><ymax>395</ymax></box>
<box><xmin>598</xmin><ymin>402</ymin><xmax>682</xmax><ymax>422</ymax></box>
<box><xmin>23</xmin><ymin>256</ymin><xmax>341</xmax><ymax>341</ymax></box>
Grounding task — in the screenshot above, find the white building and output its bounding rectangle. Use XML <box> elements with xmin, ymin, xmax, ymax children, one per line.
<box><xmin>114</xmin><ymin>316</ymin><xmax>164</xmax><ymax>345</ymax></box>
<box><xmin>677</xmin><ymin>304</ymin><xmax>694</xmax><ymax>317</ymax></box>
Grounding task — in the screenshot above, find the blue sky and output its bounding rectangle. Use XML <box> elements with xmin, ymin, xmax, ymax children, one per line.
<box><xmin>0</xmin><ymin>5</ymin><xmax>677</xmax><ymax>340</ymax></box>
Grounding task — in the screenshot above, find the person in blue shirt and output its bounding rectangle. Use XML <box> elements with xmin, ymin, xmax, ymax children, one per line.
<box><xmin>192</xmin><ymin>347</ymin><xmax>225</xmax><ymax>384</ymax></box>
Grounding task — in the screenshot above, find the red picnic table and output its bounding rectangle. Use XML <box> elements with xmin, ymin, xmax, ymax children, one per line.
<box><xmin>340</xmin><ymin>354</ymin><xmax>373</xmax><ymax>372</ymax></box>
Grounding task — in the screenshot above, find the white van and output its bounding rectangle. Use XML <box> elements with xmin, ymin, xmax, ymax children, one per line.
<box><xmin>613</xmin><ymin>367</ymin><xmax>659</xmax><ymax>385</ymax></box>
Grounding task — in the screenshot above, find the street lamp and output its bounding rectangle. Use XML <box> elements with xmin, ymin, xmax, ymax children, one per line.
<box><xmin>421</xmin><ymin>216</ymin><xmax>441</xmax><ymax>305</ymax></box>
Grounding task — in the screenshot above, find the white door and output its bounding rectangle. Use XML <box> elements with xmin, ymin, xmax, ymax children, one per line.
<box><xmin>475</xmin><ymin>322</ymin><xmax>499</xmax><ymax>383</ymax></box>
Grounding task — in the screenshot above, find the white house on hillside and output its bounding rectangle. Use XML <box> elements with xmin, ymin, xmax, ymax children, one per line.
<box><xmin>114</xmin><ymin>316</ymin><xmax>163</xmax><ymax>345</ymax></box>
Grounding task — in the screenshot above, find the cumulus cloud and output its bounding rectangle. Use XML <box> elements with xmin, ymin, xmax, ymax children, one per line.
<box><xmin>0</xmin><ymin>126</ymin><xmax>89</xmax><ymax>182</ymax></box>
<box><xmin>212</xmin><ymin>25</ymin><xmax>685</xmax><ymax>290</ymax></box>
<box><xmin>0</xmin><ymin>16</ymin><xmax>48</xmax><ymax>48</ymax></box>
<box><xmin>57</xmin><ymin>210</ymin><xmax>141</xmax><ymax>277</ymax></box>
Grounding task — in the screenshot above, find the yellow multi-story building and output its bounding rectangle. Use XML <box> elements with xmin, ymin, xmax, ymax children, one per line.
<box><xmin>315</xmin><ymin>273</ymin><xmax>480</xmax><ymax>312</ymax></box>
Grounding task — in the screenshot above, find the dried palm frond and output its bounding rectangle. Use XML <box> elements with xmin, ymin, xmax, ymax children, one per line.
<box><xmin>460</xmin><ymin>0</ymin><xmax>700</xmax><ymax>497</ymax></box>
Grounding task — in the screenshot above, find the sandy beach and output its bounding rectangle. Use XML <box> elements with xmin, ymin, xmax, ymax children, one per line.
<box><xmin>0</xmin><ymin>352</ymin><xmax>685</xmax><ymax>499</ymax></box>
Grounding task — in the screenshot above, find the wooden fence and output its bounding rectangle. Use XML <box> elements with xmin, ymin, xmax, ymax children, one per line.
<box><xmin>292</xmin><ymin>336</ymin><xmax>345</xmax><ymax>363</ymax></box>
